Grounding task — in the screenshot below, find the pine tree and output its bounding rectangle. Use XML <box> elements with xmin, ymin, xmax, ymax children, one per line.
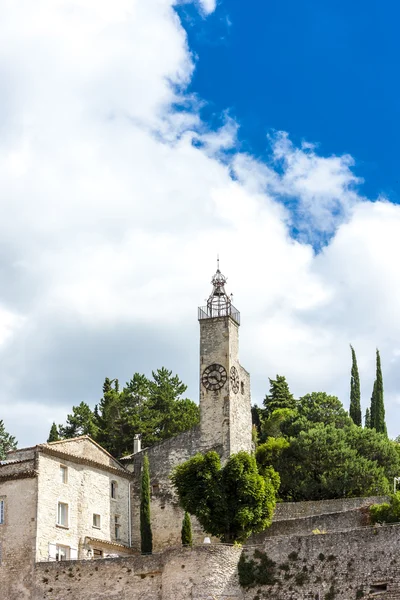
<box><xmin>349</xmin><ymin>345</ymin><xmax>361</xmax><ymax>426</ymax></box>
<box><xmin>372</xmin><ymin>349</ymin><xmax>387</xmax><ymax>436</ymax></box>
<box><xmin>365</xmin><ymin>408</ymin><xmax>371</xmax><ymax>429</ymax></box>
<box><xmin>263</xmin><ymin>375</ymin><xmax>296</xmax><ymax>419</ymax></box>
<box><xmin>140</xmin><ymin>454</ymin><xmax>152</xmax><ymax>554</ymax></box>
<box><xmin>181</xmin><ymin>511</ymin><xmax>193</xmax><ymax>546</ymax></box>
<box><xmin>47</xmin><ymin>422</ymin><xmax>60</xmax><ymax>443</ymax></box>
<box><xmin>0</xmin><ymin>420</ymin><xmax>17</xmax><ymax>460</ymax></box>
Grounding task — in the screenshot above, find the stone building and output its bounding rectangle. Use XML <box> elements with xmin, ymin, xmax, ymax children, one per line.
<box><xmin>0</xmin><ymin>436</ymin><xmax>133</xmax><ymax>598</ymax></box>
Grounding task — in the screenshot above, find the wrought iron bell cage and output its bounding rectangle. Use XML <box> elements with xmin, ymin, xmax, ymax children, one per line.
<box><xmin>198</xmin><ymin>264</ymin><xmax>240</xmax><ymax>325</ymax></box>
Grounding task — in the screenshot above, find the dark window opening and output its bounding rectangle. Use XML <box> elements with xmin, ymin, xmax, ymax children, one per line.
<box><xmin>370</xmin><ymin>583</ymin><xmax>388</xmax><ymax>594</ymax></box>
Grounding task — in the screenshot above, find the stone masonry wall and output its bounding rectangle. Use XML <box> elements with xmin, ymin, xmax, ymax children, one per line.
<box><xmin>131</xmin><ymin>427</ymin><xmax>205</xmax><ymax>552</ymax></box>
<box><xmin>0</xmin><ymin>475</ymin><xmax>38</xmax><ymax>600</ymax></box>
<box><xmin>273</xmin><ymin>496</ymin><xmax>388</xmax><ymax>521</ymax></box>
<box><xmin>30</xmin><ymin>527</ymin><xmax>400</xmax><ymax>600</ymax></box>
<box><xmin>243</xmin><ymin>525</ymin><xmax>400</xmax><ymax>600</ymax></box>
<box><xmin>249</xmin><ymin>507</ymin><xmax>366</xmax><ymax>541</ymax></box>
<box><xmin>33</xmin><ymin>545</ymin><xmax>242</xmax><ymax>600</ymax></box>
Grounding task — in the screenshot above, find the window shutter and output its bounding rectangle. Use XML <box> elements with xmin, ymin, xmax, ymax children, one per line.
<box><xmin>0</xmin><ymin>500</ymin><xmax>4</xmax><ymax>524</ymax></box>
<box><xmin>48</xmin><ymin>543</ymin><xmax>57</xmax><ymax>560</ymax></box>
<box><xmin>70</xmin><ymin>548</ymin><xmax>78</xmax><ymax>560</ymax></box>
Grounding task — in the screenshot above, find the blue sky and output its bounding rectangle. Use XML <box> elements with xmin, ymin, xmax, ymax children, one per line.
<box><xmin>178</xmin><ymin>0</ymin><xmax>400</xmax><ymax>205</ymax></box>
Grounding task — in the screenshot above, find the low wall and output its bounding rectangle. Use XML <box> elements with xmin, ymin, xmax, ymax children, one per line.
<box><xmin>243</xmin><ymin>525</ymin><xmax>400</xmax><ymax>600</ymax></box>
<box><xmin>273</xmin><ymin>496</ymin><xmax>387</xmax><ymax>521</ymax></box>
<box><xmin>33</xmin><ymin>545</ymin><xmax>242</xmax><ymax>600</ymax></box>
<box><xmin>27</xmin><ymin>524</ymin><xmax>400</xmax><ymax>600</ymax></box>
<box><xmin>249</xmin><ymin>506</ymin><xmax>365</xmax><ymax>541</ymax></box>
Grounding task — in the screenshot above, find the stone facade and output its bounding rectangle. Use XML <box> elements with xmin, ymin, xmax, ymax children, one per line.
<box><xmin>0</xmin><ymin>436</ymin><xmax>134</xmax><ymax>598</ymax></box>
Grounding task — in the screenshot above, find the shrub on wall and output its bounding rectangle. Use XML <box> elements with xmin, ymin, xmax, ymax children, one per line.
<box><xmin>370</xmin><ymin>492</ymin><xmax>400</xmax><ymax>524</ymax></box>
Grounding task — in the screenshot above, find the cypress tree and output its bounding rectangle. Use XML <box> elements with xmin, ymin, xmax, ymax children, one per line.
<box><xmin>365</xmin><ymin>408</ymin><xmax>371</xmax><ymax>429</ymax></box>
<box><xmin>370</xmin><ymin>380</ymin><xmax>377</xmax><ymax>432</ymax></box>
<box><xmin>140</xmin><ymin>454</ymin><xmax>152</xmax><ymax>554</ymax></box>
<box><xmin>349</xmin><ymin>345</ymin><xmax>361</xmax><ymax>426</ymax></box>
<box><xmin>373</xmin><ymin>349</ymin><xmax>387</xmax><ymax>436</ymax></box>
<box><xmin>47</xmin><ymin>422</ymin><xmax>60</xmax><ymax>443</ymax></box>
<box><xmin>181</xmin><ymin>511</ymin><xmax>193</xmax><ymax>547</ymax></box>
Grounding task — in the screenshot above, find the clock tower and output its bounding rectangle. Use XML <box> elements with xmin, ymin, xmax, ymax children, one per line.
<box><xmin>198</xmin><ymin>262</ymin><xmax>252</xmax><ymax>461</ymax></box>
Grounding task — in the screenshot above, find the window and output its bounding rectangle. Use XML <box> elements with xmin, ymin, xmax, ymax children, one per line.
<box><xmin>92</xmin><ymin>513</ymin><xmax>101</xmax><ymax>529</ymax></box>
<box><xmin>111</xmin><ymin>481</ymin><xmax>117</xmax><ymax>499</ymax></box>
<box><xmin>93</xmin><ymin>548</ymin><xmax>103</xmax><ymax>558</ymax></box>
<box><xmin>151</xmin><ymin>483</ymin><xmax>160</xmax><ymax>495</ymax></box>
<box><xmin>240</xmin><ymin>381</ymin><xmax>245</xmax><ymax>395</ymax></box>
<box><xmin>57</xmin><ymin>502</ymin><xmax>69</xmax><ymax>527</ymax></box>
<box><xmin>114</xmin><ymin>515</ymin><xmax>120</xmax><ymax>540</ymax></box>
<box><xmin>60</xmin><ymin>465</ymin><xmax>68</xmax><ymax>484</ymax></box>
<box><xmin>55</xmin><ymin>545</ymin><xmax>70</xmax><ymax>561</ymax></box>
<box><xmin>0</xmin><ymin>500</ymin><xmax>4</xmax><ymax>525</ymax></box>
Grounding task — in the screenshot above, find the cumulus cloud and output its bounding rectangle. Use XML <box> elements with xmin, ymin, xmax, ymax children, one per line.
<box><xmin>0</xmin><ymin>0</ymin><xmax>399</xmax><ymax>445</ymax></box>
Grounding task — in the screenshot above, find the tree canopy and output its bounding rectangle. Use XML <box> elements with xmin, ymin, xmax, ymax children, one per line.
<box><xmin>57</xmin><ymin>368</ymin><xmax>199</xmax><ymax>457</ymax></box>
<box><xmin>171</xmin><ymin>451</ymin><xmax>278</xmax><ymax>542</ymax></box>
<box><xmin>0</xmin><ymin>420</ymin><xmax>17</xmax><ymax>460</ymax></box>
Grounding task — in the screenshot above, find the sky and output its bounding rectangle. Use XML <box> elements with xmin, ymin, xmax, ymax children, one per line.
<box><xmin>1</xmin><ymin>0</ymin><xmax>400</xmax><ymax>446</ymax></box>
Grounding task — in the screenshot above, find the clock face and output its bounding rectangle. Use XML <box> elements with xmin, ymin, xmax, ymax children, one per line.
<box><xmin>202</xmin><ymin>363</ymin><xmax>227</xmax><ymax>391</ymax></box>
<box><xmin>230</xmin><ymin>366</ymin><xmax>239</xmax><ymax>394</ymax></box>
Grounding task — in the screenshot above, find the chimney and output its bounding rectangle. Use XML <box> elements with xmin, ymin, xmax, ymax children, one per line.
<box><xmin>133</xmin><ymin>434</ymin><xmax>142</xmax><ymax>454</ymax></box>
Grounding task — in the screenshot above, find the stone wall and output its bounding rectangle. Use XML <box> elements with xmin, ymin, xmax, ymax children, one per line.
<box><xmin>130</xmin><ymin>427</ymin><xmax>206</xmax><ymax>552</ymax></box>
<box><xmin>242</xmin><ymin>525</ymin><xmax>400</xmax><ymax>600</ymax></box>
<box><xmin>0</xmin><ymin>475</ymin><xmax>38</xmax><ymax>600</ymax></box>
<box><xmin>33</xmin><ymin>545</ymin><xmax>242</xmax><ymax>600</ymax></box>
<box><xmin>249</xmin><ymin>506</ymin><xmax>366</xmax><ymax>541</ymax></box>
<box><xmin>273</xmin><ymin>496</ymin><xmax>387</xmax><ymax>521</ymax></box>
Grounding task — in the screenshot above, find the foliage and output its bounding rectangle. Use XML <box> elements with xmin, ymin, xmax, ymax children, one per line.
<box><xmin>140</xmin><ymin>454</ymin><xmax>152</xmax><ymax>554</ymax></box>
<box><xmin>181</xmin><ymin>511</ymin><xmax>193</xmax><ymax>546</ymax></box>
<box><xmin>57</xmin><ymin>368</ymin><xmax>199</xmax><ymax>457</ymax></box>
<box><xmin>59</xmin><ymin>401</ymin><xmax>99</xmax><ymax>439</ymax></box>
<box><xmin>238</xmin><ymin>550</ymin><xmax>277</xmax><ymax>588</ymax></box>
<box><xmin>263</xmin><ymin>375</ymin><xmax>296</xmax><ymax>421</ymax></box>
<box><xmin>365</xmin><ymin>408</ymin><xmax>371</xmax><ymax>429</ymax></box>
<box><xmin>257</xmin><ymin>423</ymin><xmax>398</xmax><ymax>501</ymax></box>
<box><xmin>370</xmin><ymin>492</ymin><xmax>400</xmax><ymax>524</ymax></box>
<box><xmin>369</xmin><ymin>350</ymin><xmax>387</xmax><ymax>435</ymax></box>
<box><xmin>349</xmin><ymin>345</ymin><xmax>361</xmax><ymax>426</ymax></box>
<box><xmin>47</xmin><ymin>422</ymin><xmax>60</xmax><ymax>443</ymax></box>
<box><xmin>0</xmin><ymin>420</ymin><xmax>17</xmax><ymax>460</ymax></box>
<box><xmin>171</xmin><ymin>451</ymin><xmax>278</xmax><ymax>542</ymax></box>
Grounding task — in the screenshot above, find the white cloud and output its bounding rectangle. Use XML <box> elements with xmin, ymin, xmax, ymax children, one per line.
<box><xmin>0</xmin><ymin>0</ymin><xmax>399</xmax><ymax>447</ymax></box>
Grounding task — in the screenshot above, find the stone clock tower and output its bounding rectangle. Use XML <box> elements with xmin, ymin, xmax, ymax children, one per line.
<box><xmin>198</xmin><ymin>262</ymin><xmax>252</xmax><ymax>461</ymax></box>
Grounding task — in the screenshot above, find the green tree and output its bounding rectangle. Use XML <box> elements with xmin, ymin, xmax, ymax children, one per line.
<box><xmin>47</xmin><ymin>422</ymin><xmax>60</xmax><ymax>443</ymax></box>
<box><xmin>140</xmin><ymin>454</ymin><xmax>152</xmax><ymax>554</ymax></box>
<box><xmin>93</xmin><ymin>369</ymin><xmax>200</xmax><ymax>457</ymax></box>
<box><xmin>349</xmin><ymin>345</ymin><xmax>361</xmax><ymax>426</ymax></box>
<box><xmin>0</xmin><ymin>420</ymin><xmax>17</xmax><ymax>460</ymax></box>
<box><xmin>365</xmin><ymin>408</ymin><xmax>371</xmax><ymax>429</ymax></box>
<box><xmin>181</xmin><ymin>512</ymin><xmax>193</xmax><ymax>546</ymax></box>
<box><xmin>256</xmin><ymin>423</ymin><xmax>397</xmax><ymax>501</ymax></box>
<box><xmin>370</xmin><ymin>350</ymin><xmax>387</xmax><ymax>435</ymax></box>
<box><xmin>171</xmin><ymin>451</ymin><xmax>278</xmax><ymax>543</ymax></box>
<box><xmin>59</xmin><ymin>402</ymin><xmax>99</xmax><ymax>439</ymax></box>
<box><xmin>263</xmin><ymin>375</ymin><xmax>296</xmax><ymax>420</ymax></box>
<box><xmin>280</xmin><ymin>392</ymin><xmax>352</xmax><ymax>438</ymax></box>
